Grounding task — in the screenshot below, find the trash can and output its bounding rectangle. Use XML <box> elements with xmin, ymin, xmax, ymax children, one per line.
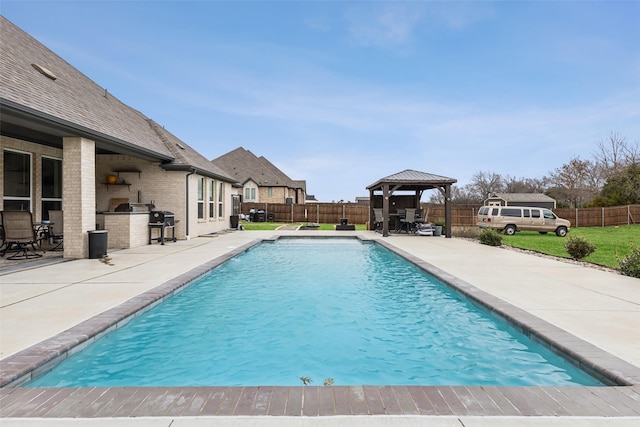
<box><xmin>230</xmin><ymin>215</ymin><xmax>239</xmax><ymax>229</ymax></box>
<box><xmin>267</xmin><ymin>212</ymin><xmax>275</xmax><ymax>222</ymax></box>
<box><xmin>88</xmin><ymin>230</ymin><xmax>108</xmax><ymax>259</ymax></box>
<box><xmin>340</xmin><ymin>218</ymin><xmax>348</xmax><ymax>226</ymax></box>
<box><xmin>256</xmin><ymin>210</ymin><xmax>265</xmax><ymax>222</ymax></box>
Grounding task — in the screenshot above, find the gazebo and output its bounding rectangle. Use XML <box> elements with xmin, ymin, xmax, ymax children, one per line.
<box><xmin>366</xmin><ymin>169</ymin><xmax>457</xmax><ymax>237</ymax></box>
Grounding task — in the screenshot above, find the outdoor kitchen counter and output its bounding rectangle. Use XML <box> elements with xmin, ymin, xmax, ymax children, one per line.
<box><xmin>101</xmin><ymin>212</ymin><xmax>150</xmax><ymax>249</ymax></box>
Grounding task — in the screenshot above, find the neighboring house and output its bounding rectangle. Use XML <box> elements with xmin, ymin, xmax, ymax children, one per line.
<box><xmin>484</xmin><ymin>193</ymin><xmax>556</xmax><ymax>209</ymax></box>
<box><xmin>211</xmin><ymin>147</ymin><xmax>306</xmax><ymax>204</ymax></box>
<box><xmin>0</xmin><ymin>17</ymin><xmax>238</xmax><ymax>259</ymax></box>
<box><xmin>355</xmin><ymin>197</ymin><xmax>370</xmax><ymax>205</ymax></box>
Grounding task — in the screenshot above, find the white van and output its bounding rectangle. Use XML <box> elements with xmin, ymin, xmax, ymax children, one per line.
<box><xmin>477</xmin><ymin>206</ymin><xmax>570</xmax><ymax>237</ymax></box>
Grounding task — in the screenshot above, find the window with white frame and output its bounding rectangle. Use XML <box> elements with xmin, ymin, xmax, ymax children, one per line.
<box><xmin>244</xmin><ymin>186</ymin><xmax>256</xmax><ymax>201</ymax></box>
<box><xmin>42</xmin><ymin>156</ymin><xmax>62</xmax><ymax>219</ymax></box>
<box><xmin>3</xmin><ymin>149</ymin><xmax>32</xmax><ymax>211</ymax></box>
<box><xmin>197</xmin><ymin>176</ymin><xmax>204</xmax><ymax>219</ymax></box>
<box><xmin>218</xmin><ymin>181</ymin><xmax>224</xmax><ymax>217</ymax></box>
<box><xmin>209</xmin><ymin>179</ymin><xmax>215</xmax><ymax>218</ymax></box>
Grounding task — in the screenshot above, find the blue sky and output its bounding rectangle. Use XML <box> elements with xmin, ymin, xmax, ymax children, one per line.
<box><xmin>3</xmin><ymin>1</ymin><xmax>639</xmax><ymax>202</ymax></box>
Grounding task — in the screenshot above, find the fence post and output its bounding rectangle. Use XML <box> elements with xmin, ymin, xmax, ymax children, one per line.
<box><xmin>291</xmin><ymin>204</ymin><xmax>294</xmax><ymax>223</ymax></box>
<box><xmin>602</xmin><ymin>207</ymin><xmax>605</xmax><ymax>227</ymax></box>
<box><xmin>629</xmin><ymin>205</ymin><xmax>631</xmax><ymax>225</ymax></box>
<box><xmin>575</xmin><ymin>208</ymin><xmax>578</xmax><ymax>228</ymax></box>
<box><xmin>317</xmin><ymin>204</ymin><xmax>319</xmax><ymax>224</ymax></box>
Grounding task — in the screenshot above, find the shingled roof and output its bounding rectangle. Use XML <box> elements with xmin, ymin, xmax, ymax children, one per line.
<box><xmin>211</xmin><ymin>147</ymin><xmax>304</xmax><ymax>190</ymax></box>
<box><xmin>0</xmin><ymin>16</ymin><xmax>234</xmax><ymax>182</ymax></box>
<box><xmin>489</xmin><ymin>193</ymin><xmax>556</xmax><ymax>203</ymax></box>
<box><xmin>367</xmin><ymin>169</ymin><xmax>457</xmax><ymax>191</ymax></box>
<box><xmin>146</xmin><ymin>120</ymin><xmax>234</xmax><ymax>180</ymax></box>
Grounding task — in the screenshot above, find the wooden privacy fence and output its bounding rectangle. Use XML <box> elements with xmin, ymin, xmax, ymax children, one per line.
<box><xmin>242</xmin><ymin>202</ymin><xmax>640</xmax><ymax>228</ymax></box>
<box><xmin>554</xmin><ymin>205</ymin><xmax>640</xmax><ymax>227</ymax></box>
<box><xmin>242</xmin><ymin>202</ymin><xmax>370</xmax><ymax>225</ymax></box>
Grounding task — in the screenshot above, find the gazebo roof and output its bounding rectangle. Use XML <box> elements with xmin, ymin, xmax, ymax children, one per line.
<box><xmin>367</xmin><ymin>169</ymin><xmax>457</xmax><ymax>191</ymax></box>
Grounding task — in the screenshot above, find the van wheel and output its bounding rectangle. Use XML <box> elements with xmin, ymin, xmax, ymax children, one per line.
<box><xmin>555</xmin><ymin>227</ymin><xmax>568</xmax><ymax>237</ymax></box>
<box><xmin>504</xmin><ymin>225</ymin><xmax>517</xmax><ymax>235</ymax></box>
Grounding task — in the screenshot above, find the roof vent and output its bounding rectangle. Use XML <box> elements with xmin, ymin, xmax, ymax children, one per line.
<box><xmin>31</xmin><ymin>63</ymin><xmax>57</xmax><ymax>80</ymax></box>
<box><xmin>176</xmin><ymin>143</ymin><xmax>185</xmax><ymax>150</ymax></box>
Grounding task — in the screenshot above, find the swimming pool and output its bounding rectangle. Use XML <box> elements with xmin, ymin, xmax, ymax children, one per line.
<box><xmin>25</xmin><ymin>238</ymin><xmax>602</xmax><ymax>387</ymax></box>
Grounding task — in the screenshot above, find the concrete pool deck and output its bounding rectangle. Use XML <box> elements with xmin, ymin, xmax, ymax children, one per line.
<box><xmin>1</xmin><ymin>230</ymin><xmax>639</xmax><ymax>425</ymax></box>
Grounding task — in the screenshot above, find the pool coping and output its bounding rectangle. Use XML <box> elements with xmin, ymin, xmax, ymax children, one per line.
<box><xmin>1</xmin><ymin>235</ymin><xmax>640</xmax><ymax>418</ymax></box>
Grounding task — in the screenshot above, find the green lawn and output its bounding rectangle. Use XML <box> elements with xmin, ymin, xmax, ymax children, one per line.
<box><xmin>502</xmin><ymin>225</ymin><xmax>640</xmax><ymax>269</ymax></box>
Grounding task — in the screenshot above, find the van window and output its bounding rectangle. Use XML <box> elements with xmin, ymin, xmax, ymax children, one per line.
<box><xmin>479</xmin><ymin>207</ymin><xmax>489</xmax><ymax>215</ymax></box>
<box><xmin>491</xmin><ymin>208</ymin><xmax>499</xmax><ymax>216</ymax></box>
<box><xmin>502</xmin><ymin>208</ymin><xmax>521</xmax><ymax>217</ymax></box>
<box><xmin>523</xmin><ymin>209</ymin><xmax>530</xmax><ymax>217</ymax></box>
<box><xmin>543</xmin><ymin>210</ymin><xmax>556</xmax><ymax>219</ymax></box>
<box><xmin>531</xmin><ymin>210</ymin><xmax>541</xmax><ymax>218</ymax></box>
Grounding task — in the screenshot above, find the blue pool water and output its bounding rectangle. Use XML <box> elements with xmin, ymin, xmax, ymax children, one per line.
<box><xmin>27</xmin><ymin>238</ymin><xmax>601</xmax><ymax>387</ymax></box>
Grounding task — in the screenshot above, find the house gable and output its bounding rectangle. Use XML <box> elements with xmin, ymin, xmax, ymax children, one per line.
<box><xmin>211</xmin><ymin>147</ymin><xmax>307</xmax><ymax>203</ymax></box>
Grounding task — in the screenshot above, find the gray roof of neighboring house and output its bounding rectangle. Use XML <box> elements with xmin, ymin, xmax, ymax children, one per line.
<box><xmin>488</xmin><ymin>193</ymin><xmax>556</xmax><ymax>202</ymax></box>
<box><xmin>0</xmin><ymin>16</ymin><xmax>234</xmax><ymax>182</ymax></box>
<box><xmin>292</xmin><ymin>180</ymin><xmax>307</xmax><ymax>192</ymax></box>
<box><xmin>211</xmin><ymin>147</ymin><xmax>304</xmax><ymax>189</ymax></box>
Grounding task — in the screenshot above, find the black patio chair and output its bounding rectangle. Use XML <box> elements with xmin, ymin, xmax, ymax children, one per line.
<box><xmin>400</xmin><ymin>208</ymin><xmax>417</xmax><ymax>233</ymax></box>
<box><xmin>373</xmin><ymin>208</ymin><xmax>384</xmax><ymax>232</ymax></box>
<box><xmin>0</xmin><ymin>211</ymin><xmax>43</xmax><ymax>260</ymax></box>
<box><xmin>47</xmin><ymin>210</ymin><xmax>64</xmax><ymax>251</ymax></box>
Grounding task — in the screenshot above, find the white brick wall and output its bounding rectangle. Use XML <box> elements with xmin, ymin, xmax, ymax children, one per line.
<box><xmin>63</xmin><ymin>137</ymin><xmax>96</xmax><ymax>259</ymax></box>
<box><xmin>104</xmin><ymin>213</ymin><xmax>149</xmax><ymax>249</ymax></box>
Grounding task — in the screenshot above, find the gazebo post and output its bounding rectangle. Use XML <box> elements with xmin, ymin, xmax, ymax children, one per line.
<box><xmin>382</xmin><ymin>184</ymin><xmax>390</xmax><ymax>237</ymax></box>
<box><xmin>444</xmin><ymin>184</ymin><xmax>452</xmax><ymax>238</ymax></box>
<box><xmin>369</xmin><ymin>188</ymin><xmax>374</xmax><ymax>231</ymax></box>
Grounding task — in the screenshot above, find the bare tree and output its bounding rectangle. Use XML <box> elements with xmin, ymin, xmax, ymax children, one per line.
<box><xmin>470</xmin><ymin>171</ymin><xmax>504</xmax><ymax>199</ymax></box>
<box><xmin>427</xmin><ymin>184</ymin><xmax>483</xmax><ymax>205</ymax></box>
<box><xmin>503</xmin><ymin>175</ymin><xmax>549</xmax><ymax>193</ymax></box>
<box><xmin>548</xmin><ymin>156</ymin><xmax>599</xmax><ymax>207</ymax></box>
<box><xmin>593</xmin><ymin>132</ymin><xmax>640</xmax><ymax>179</ymax></box>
